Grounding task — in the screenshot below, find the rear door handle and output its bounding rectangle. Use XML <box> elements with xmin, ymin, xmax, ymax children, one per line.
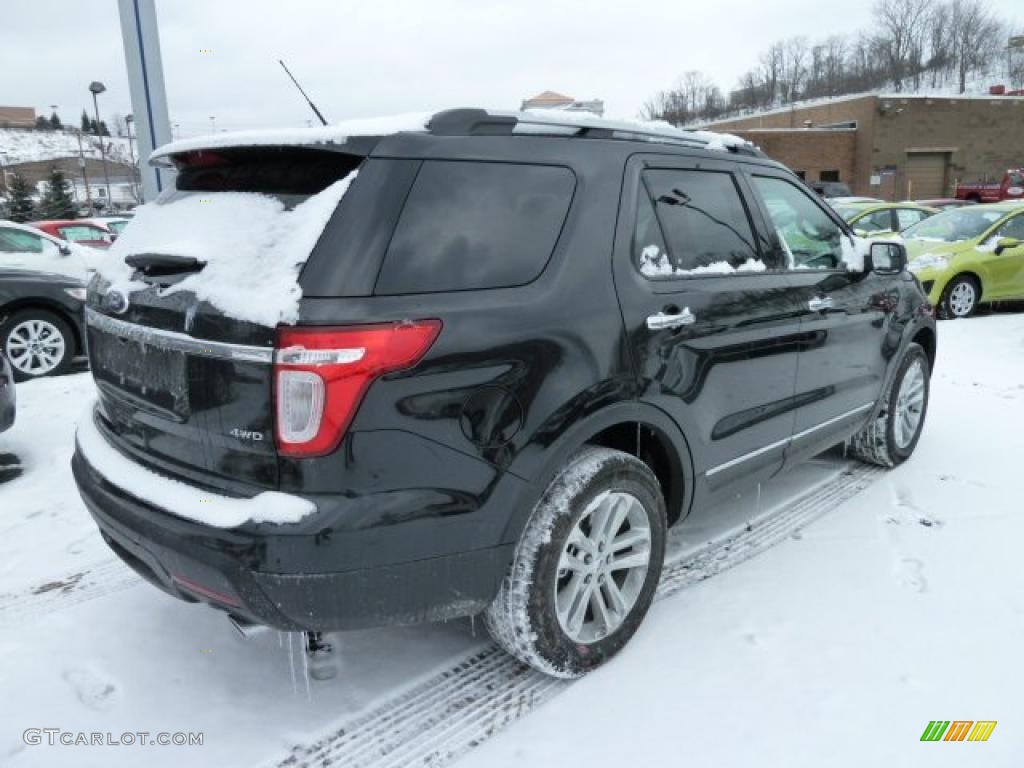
<box><xmin>808</xmin><ymin>296</ymin><xmax>834</xmax><ymax>312</ymax></box>
<box><xmin>647</xmin><ymin>308</ymin><xmax>696</xmax><ymax>330</ymax></box>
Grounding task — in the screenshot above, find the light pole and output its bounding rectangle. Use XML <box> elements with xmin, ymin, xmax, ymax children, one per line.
<box><xmin>89</xmin><ymin>81</ymin><xmax>114</xmax><ymax>210</ymax></box>
<box><xmin>209</xmin><ymin>115</ymin><xmax>216</xmax><ymax>133</ymax></box>
<box><xmin>74</xmin><ymin>129</ymin><xmax>93</xmax><ymax>213</ymax></box>
<box><xmin>125</xmin><ymin>114</ymin><xmax>139</xmax><ymax>203</ymax></box>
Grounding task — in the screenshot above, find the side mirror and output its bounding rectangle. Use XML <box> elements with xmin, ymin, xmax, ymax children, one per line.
<box><xmin>868</xmin><ymin>241</ymin><xmax>906</xmax><ymax>274</ymax></box>
<box><xmin>994</xmin><ymin>237</ymin><xmax>1021</xmax><ymax>256</ymax></box>
<box><xmin>59</xmin><ymin>244</ymin><xmax>72</xmax><ymax>257</ymax></box>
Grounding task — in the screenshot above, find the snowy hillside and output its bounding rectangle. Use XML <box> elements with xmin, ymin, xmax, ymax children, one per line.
<box><xmin>0</xmin><ymin>127</ymin><xmax>134</xmax><ymax>165</ymax></box>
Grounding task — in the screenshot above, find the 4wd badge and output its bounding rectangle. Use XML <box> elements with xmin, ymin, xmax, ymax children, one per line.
<box><xmin>229</xmin><ymin>428</ymin><xmax>265</xmax><ymax>442</ymax></box>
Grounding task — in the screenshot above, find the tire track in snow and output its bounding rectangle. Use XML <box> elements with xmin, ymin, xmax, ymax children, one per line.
<box><xmin>271</xmin><ymin>462</ymin><xmax>883</xmax><ymax>768</ymax></box>
<box><xmin>0</xmin><ymin>558</ymin><xmax>138</xmax><ymax>626</ymax></box>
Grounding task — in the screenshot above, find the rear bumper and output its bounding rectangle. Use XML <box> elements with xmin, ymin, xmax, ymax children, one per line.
<box><xmin>72</xmin><ymin>446</ymin><xmax>516</xmax><ymax>631</ymax></box>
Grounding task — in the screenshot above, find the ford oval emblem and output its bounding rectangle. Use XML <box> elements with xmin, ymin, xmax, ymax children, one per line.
<box><xmin>105</xmin><ymin>290</ymin><xmax>130</xmax><ymax>315</ymax></box>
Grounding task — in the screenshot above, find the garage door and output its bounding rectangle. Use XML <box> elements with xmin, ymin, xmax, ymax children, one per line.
<box><xmin>906</xmin><ymin>152</ymin><xmax>948</xmax><ymax>199</ymax></box>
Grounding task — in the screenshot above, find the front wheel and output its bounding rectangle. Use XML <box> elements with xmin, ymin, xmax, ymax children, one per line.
<box><xmin>938</xmin><ymin>274</ymin><xmax>979</xmax><ymax>319</ymax></box>
<box><xmin>0</xmin><ymin>309</ymin><xmax>75</xmax><ymax>382</ymax></box>
<box><xmin>484</xmin><ymin>446</ymin><xmax>667</xmax><ymax>678</ymax></box>
<box><xmin>848</xmin><ymin>343</ymin><xmax>930</xmax><ymax>468</ymax></box>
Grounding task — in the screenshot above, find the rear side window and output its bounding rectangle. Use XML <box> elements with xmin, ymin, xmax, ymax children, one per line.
<box><xmin>0</xmin><ymin>228</ymin><xmax>45</xmax><ymax>253</ymax></box>
<box><xmin>374</xmin><ymin>161</ymin><xmax>575</xmax><ymax>295</ymax></box>
<box><xmin>59</xmin><ymin>225</ymin><xmax>107</xmax><ymax>242</ymax></box>
<box><xmin>857</xmin><ymin>209</ymin><xmax>894</xmax><ymax>234</ymax></box>
<box><xmin>995</xmin><ymin>213</ymin><xmax>1024</xmax><ymax>240</ymax></box>
<box><xmin>635</xmin><ymin>169</ymin><xmax>763</xmax><ymax>278</ymax></box>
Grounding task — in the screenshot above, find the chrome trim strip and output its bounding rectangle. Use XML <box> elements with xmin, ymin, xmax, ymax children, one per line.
<box><xmin>85</xmin><ymin>307</ymin><xmax>273</xmax><ymax>364</ymax></box>
<box><xmin>706</xmin><ymin>402</ymin><xmax>875</xmax><ymax>477</ymax></box>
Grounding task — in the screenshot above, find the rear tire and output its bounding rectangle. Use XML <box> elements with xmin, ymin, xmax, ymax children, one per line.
<box><xmin>847</xmin><ymin>343</ymin><xmax>930</xmax><ymax>468</ymax></box>
<box><xmin>484</xmin><ymin>446</ymin><xmax>667</xmax><ymax>678</ymax></box>
<box><xmin>938</xmin><ymin>274</ymin><xmax>979</xmax><ymax>319</ymax></box>
<box><xmin>0</xmin><ymin>309</ymin><xmax>75</xmax><ymax>382</ymax></box>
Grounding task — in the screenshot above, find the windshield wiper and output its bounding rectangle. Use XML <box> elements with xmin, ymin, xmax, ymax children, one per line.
<box><xmin>125</xmin><ymin>254</ymin><xmax>206</xmax><ymax>277</ymax></box>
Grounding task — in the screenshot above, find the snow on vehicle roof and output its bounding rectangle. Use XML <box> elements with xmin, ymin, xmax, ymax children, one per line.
<box><xmin>505</xmin><ymin>109</ymin><xmax>752</xmax><ymax>150</ymax></box>
<box><xmin>150</xmin><ymin>112</ymin><xmax>434</xmax><ymax>162</ymax></box>
<box><xmin>150</xmin><ymin>109</ymin><xmax>752</xmax><ymax>163</ymax></box>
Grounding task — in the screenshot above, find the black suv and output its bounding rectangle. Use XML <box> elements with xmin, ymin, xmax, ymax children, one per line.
<box><xmin>73</xmin><ymin>109</ymin><xmax>936</xmax><ymax>678</ymax></box>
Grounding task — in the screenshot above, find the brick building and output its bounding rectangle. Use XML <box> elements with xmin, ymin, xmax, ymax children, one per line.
<box><xmin>520</xmin><ymin>90</ymin><xmax>605</xmax><ymax>117</ymax></box>
<box><xmin>0</xmin><ymin>106</ymin><xmax>37</xmax><ymax>129</ymax></box>
<box><xmin>700</xmin><ymin>93</ymin><xmax>1024</xmax><ymax>199</ymax></box>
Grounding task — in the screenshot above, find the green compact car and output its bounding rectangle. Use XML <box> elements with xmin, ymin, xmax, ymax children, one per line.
<box><xmin>903</xmin><ymin>203</ymin><xmax>1024</xmax><ymax>318</ymax></box>
<box><xmin>831</xmin><ymin>201</ymin><xmax>938</xmax><ymax>237</ymax></box>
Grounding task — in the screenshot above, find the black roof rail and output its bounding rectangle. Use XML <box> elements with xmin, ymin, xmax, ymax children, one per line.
<box><xmin>426</xmin><ymin>108</ymin><xmax>762</xmax><ymax>156</ymax></box>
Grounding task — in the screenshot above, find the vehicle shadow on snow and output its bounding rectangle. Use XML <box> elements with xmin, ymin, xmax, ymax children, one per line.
<box><xmin>0</xmin><ymin>453</ymin><xmax>23</xmax><ymax>485</ymax></box>
<box><xmin>103</xmin><ymin>587</ymin><xmax>486</xmax><ymax>716</ymax></box>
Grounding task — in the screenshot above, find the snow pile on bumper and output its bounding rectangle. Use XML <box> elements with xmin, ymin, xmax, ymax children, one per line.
<box><xmin>76</xmin><ymin>402</ymin><xmax>316</xmax><ymax>528</ymax></box>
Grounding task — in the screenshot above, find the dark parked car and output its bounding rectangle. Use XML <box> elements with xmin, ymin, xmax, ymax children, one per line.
<box><xmin>0</xmin><ymin>269</ymin><xmax>87</xmax><ymax>380</ymax></box>
<box><xmin>73</xmin><ymin>109</ymin><xmax>937</xmax><ymax>678</ymax></box>
<box><xmin>0</xmin><ymin>351</ymin><xmax>14</xmax><ymax>434</ymax></box>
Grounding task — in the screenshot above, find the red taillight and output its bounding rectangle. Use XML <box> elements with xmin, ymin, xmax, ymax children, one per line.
<box><xmin>273</xmin><ymin>320</ymin><xmax>441</xmax><ymax>457</ymax></box>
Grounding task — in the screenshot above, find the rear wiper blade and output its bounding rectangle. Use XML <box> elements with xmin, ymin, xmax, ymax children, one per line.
<box><xmin>125</xmin><ymin>253</ymin><xmax>205</xmax><ymax>276</ymax></box>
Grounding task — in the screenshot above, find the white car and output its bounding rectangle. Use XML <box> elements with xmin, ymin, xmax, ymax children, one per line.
<box><xmin>0</xmin><ymin>220</ymin><xmax>99</xmax><ymax>280</ymax></box>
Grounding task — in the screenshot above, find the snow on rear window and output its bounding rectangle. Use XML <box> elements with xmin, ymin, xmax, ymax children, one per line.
<box><xmin>98</xmin><ymin>171</ymin><xmax>357</xmax><ymax>327</ymax></box>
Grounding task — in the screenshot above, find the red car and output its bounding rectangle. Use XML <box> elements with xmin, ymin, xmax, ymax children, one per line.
<box><xmin>955</xmin><ymin>169</ymin><xmax>1024</xmax><ymax>203</ymax></box>
<box><xmin>28</xmin><ymin>220</ymin><xmax>112</xmax><ymax>249</ymax></box>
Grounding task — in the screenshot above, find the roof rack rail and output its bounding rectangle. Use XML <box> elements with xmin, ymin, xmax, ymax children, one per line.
<box><xmin>426</xmin><ymin>108</ymin><xmax>760</xmax><ymax>155</ymax></box>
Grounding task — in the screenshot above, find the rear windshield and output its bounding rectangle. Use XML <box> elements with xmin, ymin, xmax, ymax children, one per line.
<box><xmin>373</xmin><ymin>160</ymin><xmax>575</xmax><ymax>295</ymax></box>
<box><xmin>170</xmin><ymin>146</ymin><xmax>364</xmax><ymax>205</ymax></box>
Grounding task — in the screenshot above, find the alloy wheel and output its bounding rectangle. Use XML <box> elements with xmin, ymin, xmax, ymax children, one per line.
<box><xmin>4</xmin><ymin>319</ymin><xmax>67</xmax><ymax>377</ymax></box>
<box><xmin>555</xmin><ymin>491</ymin><xmax>652</xmax><ymax>644</ymax></box>
<box><xmin>948</xmin><ymin>280</ymin><xmax>976</xmax><ymax>317</ymax></box>
<box><xmin>894</xmin><ymin>359</ymin><xmax>926</xmax><ymax>449</ymax></box>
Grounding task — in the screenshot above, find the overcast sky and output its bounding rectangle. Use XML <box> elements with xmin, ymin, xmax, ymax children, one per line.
<box><xmin>5</xmin><ymin>0</ymin><xmax>1022</xmax><ymax>138</ymax></box>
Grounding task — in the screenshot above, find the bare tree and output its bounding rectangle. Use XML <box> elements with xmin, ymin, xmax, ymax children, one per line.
<box><xmin>782</xmin><ymin>37</ymin><xmax>810</xmax><ymax>101</ymax></box>
<box><xmin>640</xmin><ymin>0</ymin><xmax>1014</xmax><ymax>123</ymax></box>
<box><xmin>948</xmin><ymin>0</ymin><xmax>1004</xmax><ymax>92</ymax></box>
<box><xmin>824</xmin><ymin>36</ymin><xmax>848</xmax><ymax>96</ymax></box>
<box><xmin>110</xmin><ymin>113</ymin><xmax>128</xmax><ymax>138</ymax></box>
<box><xmin>759</xmin><ymin>42</ymin><xmax>785</xmax><ymax>105</ymax></box>
<box><xmin>925</xmin><ymin>2</ymin><xmax>954</xmax><ymax>87</ymax></box>
<box><xmin>874</xmin><ymin>0</ymin><xmax>934</xmax><ymax>90</ymax></box>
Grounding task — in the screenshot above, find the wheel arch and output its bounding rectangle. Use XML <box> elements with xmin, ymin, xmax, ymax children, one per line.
<box><xmin>911</xmin><ymin>325</ymin><xmax>936</xmax><ymax>373</ymax></box>
<box><xmin>505</xmin><ymin>401</ymin><xmax>696</xmax><ymax>540</ymax></box>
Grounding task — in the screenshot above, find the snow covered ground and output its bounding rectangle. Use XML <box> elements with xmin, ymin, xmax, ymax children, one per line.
<box><xmin>1</xmin><ymin>312</ymin><xmax>1022</xmax><ymax>767</ymax></box>
<box><xmin>0</xmin><ymin>127</ymin><xmax>134</xmax><ymax>166</ymax></box>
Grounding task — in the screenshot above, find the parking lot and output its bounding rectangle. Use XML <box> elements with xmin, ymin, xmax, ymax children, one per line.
<box><xmin>1</xmin><ymin>311</ymin><xmax>1021</xmax><ymax>766</ymax></box>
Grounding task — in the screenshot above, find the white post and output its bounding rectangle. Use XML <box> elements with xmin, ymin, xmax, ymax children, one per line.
<box><xmin>117</xmin><ymin>0</ymin><xmax>173</xmax><ymax>203</ymax></box>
